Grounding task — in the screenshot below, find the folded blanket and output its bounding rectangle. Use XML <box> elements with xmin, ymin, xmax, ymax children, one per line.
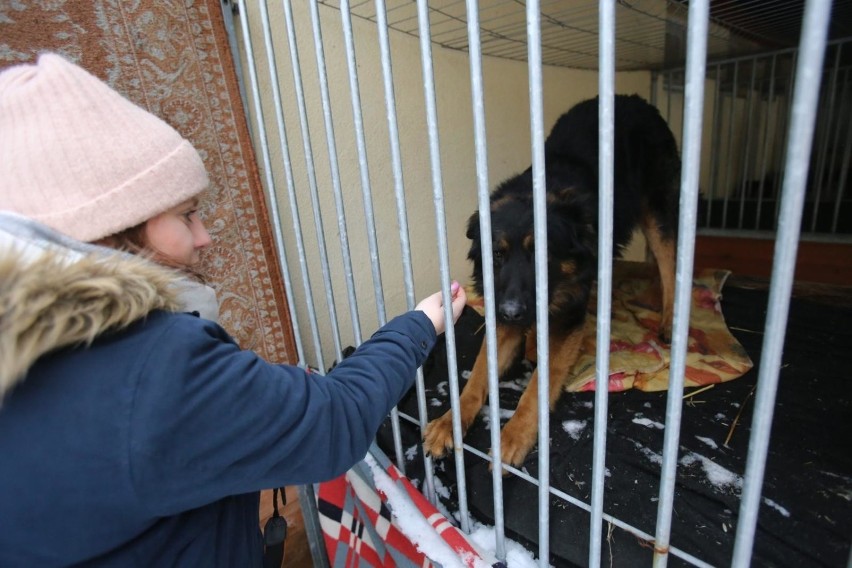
<box><xmin>467</xmin><ymin>260</ymin><xmax>753</xmax><ymax>393</ymax></box>
<box><xmin>317</xmin><ymin>443</ymin><xmax>504</xmax><ymax>567</ymax></box>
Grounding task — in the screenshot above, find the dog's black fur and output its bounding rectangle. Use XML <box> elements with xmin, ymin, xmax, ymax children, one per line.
<box><xmin>424</xmin><ymin>95</ymin><xmax>681</xmax><ymax>467</ymax></box>
<box><xmin>466</xmin><ymin>94</ymin><xmax>680</xmax><ymax>330</ymax></box>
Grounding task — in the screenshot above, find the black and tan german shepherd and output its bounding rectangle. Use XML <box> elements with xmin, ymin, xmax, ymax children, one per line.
<box><xmin>423</xmin><ymin>94</ymin><xmax>681</xmax><ymax>468</ymax></box>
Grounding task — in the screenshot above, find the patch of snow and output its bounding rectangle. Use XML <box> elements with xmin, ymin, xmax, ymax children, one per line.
<box><xmin>430</xmin><ymin>398</ymin><xmax>443</xmax><ymax>407</ymax></box>
<box><xmin>364</xmin><ymin>454</ymin><xmax>476</xmax><ymax>568</ymax></box>
<box><xmin>632</xmin><ymin>417</ymin><xmax>665</xmax><ymax>429</ymax></box>
<box><xmin>633</xmin><ymin>441</ymin><xmax>663</xmax><ymax>464</ymax></box>
<box><xmin>462</xmin><ymin>370</ymin><xmax>472</xmax><ymax>380</ymax></box>
<box><xmin>562</xmin><ymin>420</ymin><xmax>587</xmax><ymax>440</ymax></box>
<box><xmin>763</xmin><ymin>497</ymin><xmax>791</xmax><ymax>517</ymax></box>
<box><xmin>820</xmin><ymin>471</ymin><xmax>852</xmax><ymax>483</ymax></box>
<box><xmin>437</xmin><ymin>381</ymin><xmax>449</xmax><ymax>396</ymax></box>
<box><xmin>405</xmin><ymin>445</ymin><xmax>419</xmax><ymax>461</ymax></box>
<box><xmin>468</xmin><ymin>522</ymin><xmax>539</xmax><ymax>568</ymax></box>
<box><xmin>680</xmin><ymin>452</ymin><xmax>743</xmax><ymax>490</ymax></box>
<box><xmin>498</xmin><ymin>379</ymin><xmax>529</xmax><ymax>392</ymax></box>
<box><xmin>433</xmin><ymin>477</ymin><xmax>452</xmax><ymax>501</ymax></box>
<box><xmin>695</xmin><ymin>436</ymin><xmax>719</xmax><ymax>450</ymax></box>
<box><xmin>480</xmin><ymin>405</ymin><xmax>516</xmax><ymax>429</ymax></box>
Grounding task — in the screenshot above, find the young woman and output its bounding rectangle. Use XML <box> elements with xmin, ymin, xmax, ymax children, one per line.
<box><xmin>0</xmin><ymin>53</ymin><xmax>466</xmax><ymax>567</ymax></box>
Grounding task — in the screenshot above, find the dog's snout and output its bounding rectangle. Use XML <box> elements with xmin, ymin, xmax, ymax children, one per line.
<box><xmin>499</xmin><ymin>300</ymin><xmax>526</xmax><ymax>322</ymax></box>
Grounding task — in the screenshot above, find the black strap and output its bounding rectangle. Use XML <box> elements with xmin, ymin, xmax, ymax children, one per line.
<box><xmin>262</xmin><ymin>488</ymin><xmax>288</xmax><ymax>568</ymax></box>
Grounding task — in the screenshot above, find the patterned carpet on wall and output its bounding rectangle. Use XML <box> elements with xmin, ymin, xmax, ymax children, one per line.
<box><xmin>1</xmin><ymin>0</ymin><xmax>296</xmax><ymax>363</ymax></box>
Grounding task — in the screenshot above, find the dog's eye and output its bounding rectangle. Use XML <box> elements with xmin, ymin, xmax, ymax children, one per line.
<box><xmin>493</xmin><ymin>250</ymin><xmax>504</xmax><ymax>263</ymax></box>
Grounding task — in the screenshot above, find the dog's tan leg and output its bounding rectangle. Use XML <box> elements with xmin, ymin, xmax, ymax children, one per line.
<box><xmin>497</xmin><ymin>326</ymin><xmax>584</xmax><ymax>469</ymax></box>
<box><xmin>423</xmin><ymin>325</ymin><xmax>525</xmax><ymax>458</ymax></box>
<box><xmin>640</xmin><ymin>214</ymin><xmax>676</xmax><ymax>343</ymax></box>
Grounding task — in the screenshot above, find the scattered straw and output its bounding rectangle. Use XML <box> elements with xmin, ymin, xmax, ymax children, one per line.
<box><xmin>724</xmin><ymin>385</ymin><xmax>757</xmax><ymax>447</ymax></box>
<box><xmin>683</xmin><ymin>384</ymin><xmax>715</xmax><ymax>400</ymax></box>
<box><xmin>729</xmin><ymin>326</ymin><xmax>762</xmax><ymax>334</ymax></box>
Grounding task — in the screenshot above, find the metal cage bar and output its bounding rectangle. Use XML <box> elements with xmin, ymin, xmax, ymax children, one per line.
<box><xmin>774</xmin><ymin>50</ymin><xmax>798</xmax><ymax>226</ymax></box>
<box><xmin>237</xmin><ymin>0</ymin><xmax>308</xmax><ymax>367</ymax></box>
<box><xmin>810</xmin><ymin>44</ymin><xmax>843</xmax><ymax>232</ymax></box>
<box><xmin>464</xmin><ymin>0</ymin><xmax>508</xmax><ymax>560</ymax></box>
<box><xmin>588</xmin><ymin>1</ymin><xmax>615</xmax><ymax>566</ymax></box>
<box><xmin>721</xmin><ymin>60</ymin><xmax>738</xmax><ymax>230</ymax></box>
<box><xmin>339</xmin><ymin>0</ymin><xmax>386</xmax><ymax>330</ymax></box>
<box><xmin>415</xmin><ymin>0</ymin><xmax>472</xmax><ymax>535</ymax></box>
<box><xmin>705</xmin><ymin>63</ymin><xmax>723</xmax><ymax>229</ymax></box>
<box><xmin>823</xmin><ymin>66</ymin><xmax>850</xmax><ymax>232</ymax></box>
<box><xmin>652</xmin><ymin>1</ymin><xmax>709</xmax><ymax>566</ymax></box>
<box><xmin>736</xmin><ymin>59</ymin><xmax>757</xmax><ymax>230</ymax></box>
<box><xmin>754</xmin><ymin>54</ymin><xmax>778</xmax><ymax>230</ymax></box>
<box><xmin>280</xmin><ymin>0</ymin><xmax>343</xmax><ymax>370</ymax></box>
<box><xmin>832</xmin><ymin>77</ymin><xmax>852</xmax><ymax>233</ymax></box>
<box><xmin>336</xmin><ymin>0</ymin><xmax>411</xmax><ymax>473</ymax></box>
<box><xmin>525</xmin><ymin>1</ymin><xmax>552</xmax><ymax>564</ymax></box>
<box><xmin>731</xmin><ymin>0</ymin><xmax>832</xmax><ymax>564</ymax></box>
<box><xmin>307</xmin><ymin>0</ymin><xmax>362</xmax><ymax>355</ymax></box>
<box><xmin>372</xmin><ymin>0</ymin><xmax>439</xmax><ymax>501</ymax></box>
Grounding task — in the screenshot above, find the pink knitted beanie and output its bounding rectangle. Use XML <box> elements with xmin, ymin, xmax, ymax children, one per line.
<box><xmin>0</xmin><ymin>53</ymin><xmax>209</xmax><ymax>242</ymax></box>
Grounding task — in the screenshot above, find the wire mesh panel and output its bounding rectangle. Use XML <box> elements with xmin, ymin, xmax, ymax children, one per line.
<box><xmin>224</xmin><ymin>0</ymin><xmax>847</xmax><ymax>566</ymax></box>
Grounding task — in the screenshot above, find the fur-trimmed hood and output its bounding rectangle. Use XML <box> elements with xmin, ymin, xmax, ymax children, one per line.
<box><xmin>0</xmin><ymin>212</ymin><xmax>183</xmax><ymax>397</ymax></box>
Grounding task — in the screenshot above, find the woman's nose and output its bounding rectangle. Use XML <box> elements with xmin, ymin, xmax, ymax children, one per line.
<box><xmin>194</xmin><ymin>221</ymin><xmax>212</xmax><ymax>249</ymax></box>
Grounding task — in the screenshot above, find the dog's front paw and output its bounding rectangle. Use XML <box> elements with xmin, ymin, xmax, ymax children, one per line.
<box><xmin>423</xmin><ymin>412</ymin><xmax>458</xmax><ymax>458</ymax></box>
<box><xmin>493</xmin><ymin>420</ymin><xmax>538</xmax><ymax>474</ymax></box>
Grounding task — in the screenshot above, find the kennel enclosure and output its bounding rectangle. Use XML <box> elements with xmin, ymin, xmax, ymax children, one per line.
<box><xmin>223</xmin><ymin>1</ymin><xmax>851</xmax><ymax>566</ymax></box>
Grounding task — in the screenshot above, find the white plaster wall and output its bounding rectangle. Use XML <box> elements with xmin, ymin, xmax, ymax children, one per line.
<box><xmin>239</xmin><ymin>3</ymin><xmax>652</xmax><ymax>367</ymax></box>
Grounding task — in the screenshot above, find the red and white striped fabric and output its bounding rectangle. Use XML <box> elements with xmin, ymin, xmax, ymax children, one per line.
<box><xmin>317</xmin><ymin>444</ymin><xmax>505</xmax><ymax>568</ymax></box>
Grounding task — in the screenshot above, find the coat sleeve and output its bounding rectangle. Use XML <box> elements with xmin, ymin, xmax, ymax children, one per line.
<box><xmin>127</xmin><ymin>310</ymin><xmax>435</xmax><ymax>516</ymax></box>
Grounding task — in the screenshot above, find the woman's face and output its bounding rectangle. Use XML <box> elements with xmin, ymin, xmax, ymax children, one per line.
<box><xmin>143</xmin><ymin>198</ymin><xmax>211</xmax><ymax>267</ymax></box>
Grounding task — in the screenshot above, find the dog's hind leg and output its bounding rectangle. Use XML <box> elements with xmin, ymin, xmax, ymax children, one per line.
<box><xmin>497</xmin><ymin>326</ymin><xmax>584</xmax><ymax>470</ymax></box>
<box><xmin>423</xmin><ymin>324</ymin><xmax>525</xmax><ymax>458</ymax></box>
<box><xmin>640</xmin><ymin>212</ymin><xmax>676</xmax><ymax>343</ymax></box>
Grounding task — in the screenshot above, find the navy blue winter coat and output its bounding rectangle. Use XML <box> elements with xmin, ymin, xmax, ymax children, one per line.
<box><xmin>0</xmin><ymin>235</ymin><xmax>435</xmax><ymax>567</ymax></box>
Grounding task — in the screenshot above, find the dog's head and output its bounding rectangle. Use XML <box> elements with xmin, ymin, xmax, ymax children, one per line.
<box><xmin>466</xmin><ymin>176</ymin><xmax>597</xmax><ymax>328</ymax></box>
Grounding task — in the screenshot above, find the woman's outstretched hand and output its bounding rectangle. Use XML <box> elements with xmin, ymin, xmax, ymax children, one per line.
<box><xmin>415</xmin><ymin>281</ymin><xmax>467</xmax><ymax>335</ymax></box>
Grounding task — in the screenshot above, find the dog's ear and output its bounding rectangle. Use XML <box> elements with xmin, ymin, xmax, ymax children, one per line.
<box><xmin>552</xmin><ymin>186</ymin><xmax>578</xmax><ymax>203</ymax></box>
<box><xmin>547</xmin><ymin>188</ymin><xmax>598</xmax><ymax>258</ymax></box>
<box><xmin>466</xmin><ymin>211</ymin><xmax>480</xmax><ymax>240</ymax></box>
<box><xmin>581</xmin><ymin>222</ymin><xmax>598</xmax><ymax>257</ymax></box>
<box><xmin>551</xmin><ymin>186</ymin><xmax>595</xmax><ymax>225</ymax></box>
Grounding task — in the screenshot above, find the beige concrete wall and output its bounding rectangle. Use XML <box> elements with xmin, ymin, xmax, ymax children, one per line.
<box><xmin>238</xmin><ymin>3</ymin><xmax>652</xmax><ymax>366</ymax></box>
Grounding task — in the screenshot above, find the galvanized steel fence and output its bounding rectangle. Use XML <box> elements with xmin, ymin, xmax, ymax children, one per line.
<box><xmin>655</xmin><ymin>38</ymin><xmax>851</xmax><ymax>241</ymax></box>
<box><xmin>221</xmin><ymin>0</ymin><xmax>838</xmax><ymax>565</ymax></box>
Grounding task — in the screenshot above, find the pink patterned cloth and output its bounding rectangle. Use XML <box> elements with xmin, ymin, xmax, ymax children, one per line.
<box><xmin>467</xmin><ymin>261</ymin><xmax>752</xmax><ymax>392</ymax></box>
